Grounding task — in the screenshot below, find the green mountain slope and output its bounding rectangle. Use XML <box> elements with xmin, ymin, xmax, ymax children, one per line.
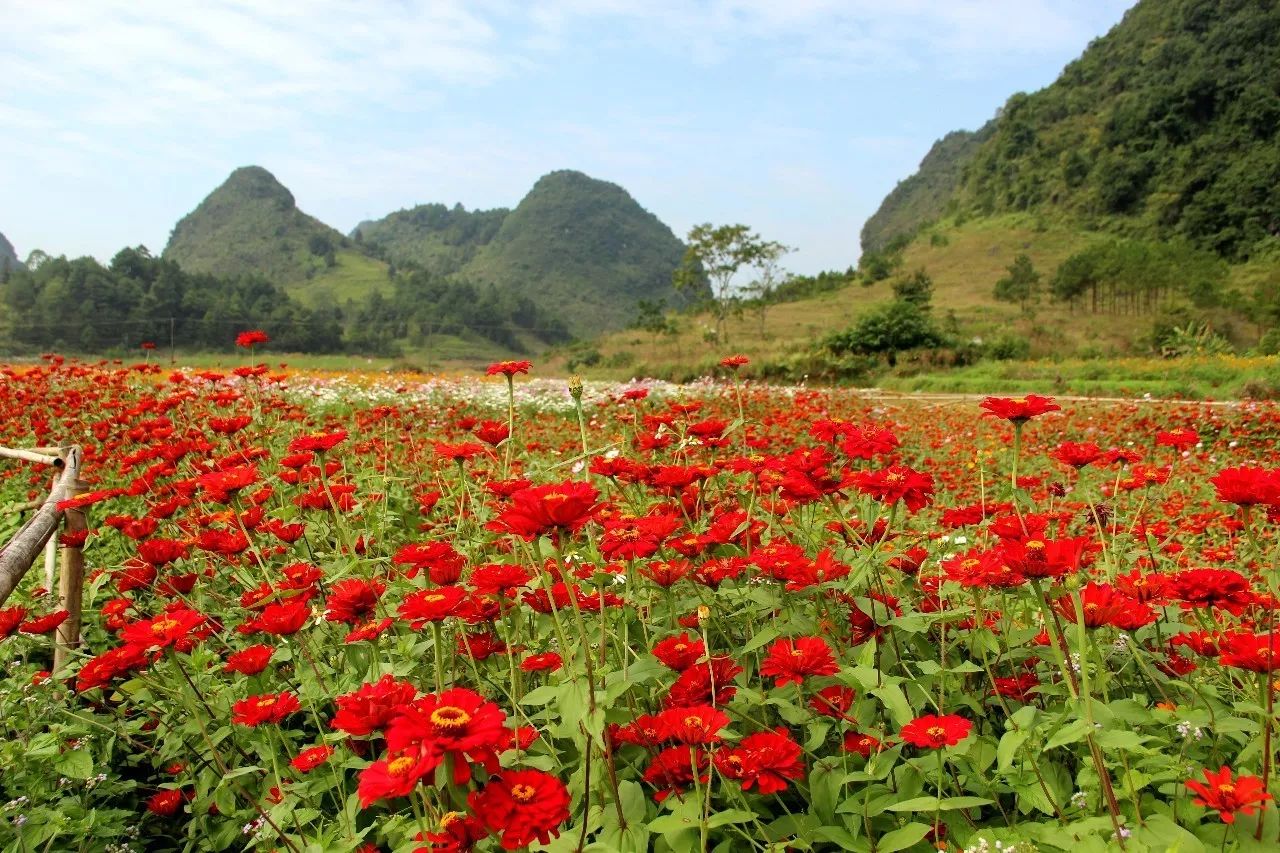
<box><xmin>352</xmin><ymin>203</ymin><xmax>509</xmax><ymax>276</ymax></box>
<box><xmin>864</xmin><ymin>0</ymin><xmax>1280</xmax><ymax>262</ymax></box>
<box><xmin>163</xmin><ymin>166</ymin><xmax>360</xmax><ymax>284</ymax></box>
<box><xmin>860</xmin><ymin>125</ymin><xmax>993</xmax><ymax>253</ymax></box>
<box><xmin>458</xmin><ymin>170</ymin><xmax>699</xmax><ymax>337</ymax></box>
<box><xmin>0</xmin><ymin>231</ymin><xmax>22</xmax><ymax>275</ymax></box>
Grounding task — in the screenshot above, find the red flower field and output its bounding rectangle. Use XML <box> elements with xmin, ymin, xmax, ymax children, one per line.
<box><xmin>1</xmin><ymin>356</ymin><xmax>1279</xmax><ymax>851</ymax></box>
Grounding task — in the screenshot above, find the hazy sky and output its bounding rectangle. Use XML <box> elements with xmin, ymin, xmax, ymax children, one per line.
<box><xmin>1</xmin><ymin>0</ymin><xmax>1136</xmax><ymax>275</ymax></box>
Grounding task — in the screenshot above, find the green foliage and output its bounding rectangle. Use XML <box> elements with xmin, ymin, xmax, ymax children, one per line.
<box><xmin>0</xmin><ymin>247</ymin><xmax>344</xmax><ymax>354</ymax></box>
<box><xmin>1050</xmin><ymin>239</ymin><xmax>1228</xmax><ymax>314</ymax></box>
<box><xmin>163</xmin><ymin>166</ymin><xmax>356</xmax><ymax>285</ymax></box>
<box><xmin>984</xmin><ymin>331</ymin><xmax>1032</xmax><ymax>360</ymax></box>
<box><xmin>824</xmin><ymin>300</ymin><xmax>946</xmax><ymax>357</ymax></box>
<box><xmin>353</xmin><ymin>202</ymin><xmax>509</xmax><ymax>276</ymax></box>
<box><xmin>751</xmin><ymin>268</ymin><xmax>854</xmax><ymax>305</ymax></box>
<box><xmin>343</xmin><ymin>269</ymin><xmax>570</xmax><ymax>356</ymax></box>
<box><xmin>1157</xmin><ymin>319</ymin><xmax>1234</xmax><ymax>357</ymax></box>
<box><xmin>674</xmin><ymin>223</ymin><xmax>789</xmax><ymax>344</ymax></box>
<box><xmin>891</xmin><ymin>268</ymin><xmax>934</xmax><ymax>308</ymax></box>
<box><xmin>0</xmin><ymin>231</ymin><xmax>22</xmax><ymax>278</ymax></box>
<box><xmin>993</xmin><ymin>254</ymin><xmax>1041</xmax><ymax>311</ymax></box>
<box><xmin>860</xmin><ymin>125</ymin><xmax>996</xmax><ymax>252</ymax></box>
<box><xmin>462</xmin><ymin>170</ymin><xmax>702</xmax><ymax>338</ymax></box>
<box><xmin>959</xmin><ymin>0</ymin><xmax>1280</xmax><ymax>260</ymax></box>
<box><xmin>631</xmin><ymin>298</ymin><xmax>675</xmax><ymax>335</ymax></box>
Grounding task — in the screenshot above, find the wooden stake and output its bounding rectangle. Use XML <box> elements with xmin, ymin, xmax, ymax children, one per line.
<box><xmin>53</xmin><ymin>498</ymin><xmax>86</xmax><ymax>673</ymax></box>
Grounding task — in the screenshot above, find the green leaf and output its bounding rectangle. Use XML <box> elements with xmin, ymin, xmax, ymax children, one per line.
<box><xmin>885</xmin><ymin>796</ymin><xmax>992</xmax><ymax>812</ymax></box>
<box><xmin>742</xmin><ymin>626</ymin><xmax>781</xmax><ymax>654</ymax></box>
<box><xmin>54</xmin><ymin>748</ymin><xmax>93</xmax><ymax>779</ymax></box>
<box><xmin>1043</xmin><ymin>718</ymin><xmax>1091</xmax><ymax>750</ymax></box>
<box><xmin>997</xmin><ymin>729</ymin><xmax>1029</xmax><ymax>770</ymax></box>
<box><xmin>876</xmin><ymin>822</ymin><xmax>931</xmax><ymax>852</ymax></box>
<box><xmin>707</xmin><ymin>809</ymin><xmax>756</xmax><ymax>828</ymax></box>
<box><xmin>520</xmin><ymin>685</ymin><xmax>559</xmax><ymax>706</ymax></box>
<box><xmin>870</xmin><ymin>684</ymin><xmax>912</xmax><ymax>727</ymax></box>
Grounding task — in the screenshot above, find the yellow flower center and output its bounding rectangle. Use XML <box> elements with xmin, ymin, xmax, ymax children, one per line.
<box><xmin>511</xmin><ymin>783</ymin><xmax>537</xmax><ymax>803</ymax></box>
<box><xmin>927</xmin><ymin>726</ymin><xmax>946</xmax><ymax>739</ymax></box>
<box><xmin>430</xmin><ymin>706</ymin><xmax>472</xmax><ymax>732</ymax></box>
<box><xmin>387</xmin><ymin>756</ymin><xmax>416</xmax><ymax>776</ymax></box>
<box><xmin>152</xmin><ymin>618</ymin><xmax>180</xmax><ymax>634</ymax></box>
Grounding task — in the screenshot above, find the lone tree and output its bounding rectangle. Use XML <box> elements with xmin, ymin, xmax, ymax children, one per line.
<box><xmin>674</xmin><ymin>223</ymin><xmax>789</xmax><ymax>345</ymax></box>
<box><xmin>994</xmin><ymin>254</ymin><xmax>1041</xmax><ymax>314</ymax></box>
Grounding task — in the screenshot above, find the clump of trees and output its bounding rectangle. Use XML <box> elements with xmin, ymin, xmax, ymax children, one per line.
<box><xmin>1048</xmin><ymin>239</ymin><xmax>1227</xmax><ymax>314</ymax></box>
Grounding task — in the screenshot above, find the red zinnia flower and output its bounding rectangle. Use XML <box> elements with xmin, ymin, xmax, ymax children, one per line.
<box><xmin>345</xmin><ymin>618</ymin><xmax>394</xmax><ymax>644</ymax></box>
<box><xmin>385</xmin><ymin>687</ymin><xmax>510</xmax><ymax>785</ymax></box>
<box><xmin>651</xmin><ymin>633</ymin><xmax>706</xmax><ymax>671</ymax></box>
<box><xmin>325</xmin><ymin>578</ymin><xmax>385</xmax><ymax>624</ymax></box>
<box><xmin>520</xmin><ymin>652</ymin><xmax>563</xmax><ymax>673</ymax></box>
<box><xmin>852</xmin><ymin>464</ymin><xmax>935</xmax><ymax>513</ymax></box>
<box><xmin>290</xmin><ymin>744</ymin><xmax>336</xmax><ymax>773</ymax></box>
<box><xmin>398</xmin><ymin>586</ymin><xmax>468</xmax><ymax>628</ymax></box>
<box><xmin>231</xmin><ymin>691</ymin><xmax>301</xmax><ymax>727</ymax></box>
<box><xmin>357</xmin><ymin>749</ymin><xmax>438</xmax><ymax>809</ymax></box>
<box><xmin>486</xmin><ymin>360</ymin><xmax>532</xmax><ymax>377</ymax></box>
<box><xmin>0</xmin><ymin>606</ymin><xmax>27</xmax><ymax>639</ymax></box>
<box><xmin>120</xmin><ymin>608</ymin><xmax>206</xmax><ymax>651</ymax></box>
<box><xmin>843</xmin><ymin>730</ymin><xmax>888</xmax><ymax>758</ymax></box>
<box><xmin>136</xmin><ymin>538</ymin><xmax>189</xmax><ymax>566</ymax></box>
<box><xmin>487</xmin><ymin>480</ymin><xmax>600</xmax><ymax>540</ymax></box>
<box><xmin>332</xmin><ymin>674</ymin><xmax>418</xmax><ymax>737</ymax></box>
<box><xmin>979</xmin><ymin>394</ymin><xmax>1061</xmax><ymax>424</ymax></box>
<box><xmin>1218</xmin><ymin>633</ymin><xmax>1280</xmax><ymax>673</ymax></box>
<box><xmin>759</xmin><ymin>636</ymin><xmax>840</xmax><ymax>687</ymax></box>
<box><xmin>468</xmin><ymin>769</ymin><xmax>570</xmax><ymax>850</ymax></box>
<box><xmin>643</xmin><ymin>746</ymin><xmax>709</xmax><ymax>802</ymax></box>
<box><xmin>1210</xmin><ymin>466</ymin><xmax>1280</xmax><ymax>507</ymax></box>
<box><xmin>242</xmin><ymin>598</ymin><xmax>312</xmax><ymax>636</ymax></box>
<box><xmin>146</xmin><ymin>789</ymin><xmax>186</xmax><ymax>816</ymax></box>
<box><xmin>719</xmin><ymin>354</ymin><xmax>749</xmax><ymax>369</ymax></box>
<box><xmin>223</xmin><ymin>644</ymin><xmax>275</xmax><ymax>674</ymax></box>
<box><xmin>19</xmin><ymin>610</ymin><xmax>70</xmax><ymax>635</ymax></box>
<box><xmin>657</xmin><ymin>704</ymin><xmax>730</xmax><ymax>745</ymax></box>
<box><xmin>1185</xmin><ymin>766</ymin><xmax>1272</xmax><ymax>824</ymax></box>
<box><xmin>900</xmin><ymin>714</ymin><xmax>972</xmax><ymax>749</ymax></box>
<box><xmin>288</xmin><ymin>430</ymin><xmax>348</xmax><ymax>454</ymax></box>
<box><xmin>714</xmin><ymin>727</ymin><xmax>805</xmax><ymax>794</ymax></box>
<box><xmin>235</xmin><ymin>330</ymin><xmax>270</xmax><ymax>348</ymax></box>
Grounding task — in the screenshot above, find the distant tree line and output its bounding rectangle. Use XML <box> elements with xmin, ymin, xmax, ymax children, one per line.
<box><xmin>0</xmin><ymin>247</ymin><xmax>343</xmax><ymax>354</ymax></box>
<box><xmin>344</xmin><ymin>268</ymin><xmax>571</xmax><ymax>356</ymax></box>
<box><xmin>0</xmin><ymin>246</ymin><xmax>572</xmax><ymax>356</ymax></box>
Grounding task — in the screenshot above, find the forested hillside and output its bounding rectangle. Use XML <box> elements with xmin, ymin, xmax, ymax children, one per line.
<box><xmin>163</xmin><ymin>166</ymin><xmax>359</xmax><ymax>284</ymax></box>
<box><xmin>860</xmin><ymin>125</ymin><xmax>993</xmax><ymax>253</ymax></box>
<box><xmin>353</xmin><ymin>203</ymin><xmax>509</xmax><ymax>276</ymax></box>
<box><xmin>0</xmin><ymin>232</ymin><xmax>22</xmax><ymax>276</ymax></box>
<box><xmin>868</xmin><ymin>0</ymin><xmax>1280</xmax><ymax>261</ymax></box>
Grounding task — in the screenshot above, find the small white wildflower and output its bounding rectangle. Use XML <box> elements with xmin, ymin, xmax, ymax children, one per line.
<box><xmin>1070</xmin><ymin>791</ymin><xmax>1088</xmax><ymax>809</ymax></box>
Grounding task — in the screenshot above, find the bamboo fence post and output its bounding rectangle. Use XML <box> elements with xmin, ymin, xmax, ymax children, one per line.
<box><xmin>53</xmin><ymin>468</ymin><xmax>88</xmax><ymax>673</ymax></box>
<box><xmin>43</xmin><ymin>535</ymin><xmax>57</xmax><ymax>592</ymax></box>
<box><xmin>0</xmin><ymin>445</ymin><xmax>84</xmax><ymax>607</ymax></box>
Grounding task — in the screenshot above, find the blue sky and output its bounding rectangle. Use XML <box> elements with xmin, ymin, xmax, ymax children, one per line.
<box><xmin>1</xmin><ymin>0</ymin><xmax>1135</xmax><ymax>275</ymax></box>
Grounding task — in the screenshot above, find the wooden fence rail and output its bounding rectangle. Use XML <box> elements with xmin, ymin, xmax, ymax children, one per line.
<box><xmin>0</xmin><ymin>445</ymin><xmax>87</xmax><ymax>671</ymax></box>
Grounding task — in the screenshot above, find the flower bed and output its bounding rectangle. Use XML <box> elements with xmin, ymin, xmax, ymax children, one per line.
<box><xmin>1</xmin><ymin>355</ymin><xmax>1278</xmax><ymax>852</ymax></box>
